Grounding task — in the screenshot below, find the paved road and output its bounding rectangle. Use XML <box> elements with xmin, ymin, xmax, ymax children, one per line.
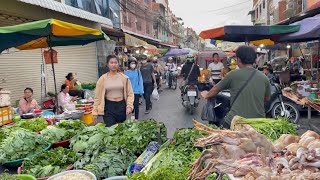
<box><xmin>139</xmin><ymin>85</ymin><xmax>320</xmax><ymax>138</ymax></box>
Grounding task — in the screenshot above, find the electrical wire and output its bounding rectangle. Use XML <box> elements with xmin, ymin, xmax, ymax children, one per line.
<box><xmin>206</xmin><ymin>0</ymin><xmax>250</xmax><ymax>12</ymax></box>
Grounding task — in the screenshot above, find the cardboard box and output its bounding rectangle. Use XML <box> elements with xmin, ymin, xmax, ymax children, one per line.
<box><xmin>0</xmin><ymin>106</ymin><xmax>13</xmax><ymax>126</ymax></box>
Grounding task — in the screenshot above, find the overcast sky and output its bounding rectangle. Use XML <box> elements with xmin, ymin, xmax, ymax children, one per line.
<box><xmin>169</xmin><ymin>0</ymin><xmax>253</xmax><ymax>34</ymax></box>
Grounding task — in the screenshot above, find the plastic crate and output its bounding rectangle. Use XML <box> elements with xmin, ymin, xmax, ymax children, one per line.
<box><xmin>0</xmin><ymin>106</ymin><xmax>13</xmax><ymax>126</ymax></box>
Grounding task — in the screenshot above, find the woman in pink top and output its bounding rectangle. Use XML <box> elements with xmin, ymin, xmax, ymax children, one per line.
<box><xmin>18</xmin><ymin>88</ymin><xmax>39</xmax><ymax>114</ymax></box>
<box><xmin>58</xmin><ymin>84</ymin><xmax>77</xmax><ymax>108</ymax></box>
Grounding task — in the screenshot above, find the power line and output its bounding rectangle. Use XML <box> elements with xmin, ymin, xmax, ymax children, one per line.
<box><xmin>206</xmin><ymin>0</ymin><xmax>250</xmax><ymax>12</ymax></box>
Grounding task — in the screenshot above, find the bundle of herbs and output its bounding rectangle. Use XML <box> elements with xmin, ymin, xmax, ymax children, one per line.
<box><xmin>14</xmin><ymin>117</ymin><xmax>48</xmax><ymax>132</ymax></box>
<box><xmin>231</xmin><ymin>116</ymin><xmax>298</xmax><ymax>141</ymax></box>
<box><xmin>111</xmin><ymin>119</ymin><xmax>167</xmax><ymax>155</ymax></box>
<box><xmin>71</xmin><ymin>123</ymin><xmax>116</xmax><ymax>169</ymax></box>
<box><xmin>22</xmin><ymin>147</ymin><xmax>79</xmax><ymax>178</ymax></box>
<box><xmin>41</xmin><ymin>120</ymin><xmax>86</xmax><ymax>144</ymax></box>
<box><xmin>83</xmin><ymin>147</ymin><xmax>136</xmax><ymax>180</ymax></box>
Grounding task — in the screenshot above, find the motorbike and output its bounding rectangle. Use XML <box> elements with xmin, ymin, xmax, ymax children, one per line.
<box><xmin>166</xmin><ymin>70</ymin><xmax>178</xmax><ymax>90</ymax></box>
<box><xmin>208</xmin><ymin>82</ymin><xmax>300</xmax><ymax>125</ymax></box>
<box><xmin>181</xmin><ymin>83</ymin><xmax>200</xmax><ymax>115</ymax></box>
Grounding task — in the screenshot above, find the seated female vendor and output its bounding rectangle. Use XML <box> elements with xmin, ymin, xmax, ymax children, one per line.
<box><xmin>18</xmin><ymin>88</ymin><xmax>39</xmax><ymax>115</ymax></box>
<box><xmin>65</xmin><ymin>73</ymin><xmax>85</xmax><ymax>99</ymax></box>
<box><xmin>58</xmin><ymin>84</ymin><xmax>77</xmax><ymax>108</ymax></box>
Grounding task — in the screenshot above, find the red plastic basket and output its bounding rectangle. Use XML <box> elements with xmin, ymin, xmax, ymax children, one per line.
<box><xmin>52</xmin><ymin>139</ymin><xmax>70</xmax><ymax>148</ymax></box>
<box><xmin>43</xmin><ymin>99</ymin><xmax>54</xmax><ymax>109</ymax></box>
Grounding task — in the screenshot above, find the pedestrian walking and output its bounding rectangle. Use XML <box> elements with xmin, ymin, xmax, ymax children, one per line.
<box><xmin>140</xmin><ymin>55</ymin><xmax>157</xmax><ymax>114</ymax></box>
<box><xmin>92</xmin><ymin>55</ymin><xmax>134</xmax><ymax>127</ymax></box>
<box><xmin>125</xmin><ymin>57</ymin><xmax>144</xmax><ymax>119</ymax></box>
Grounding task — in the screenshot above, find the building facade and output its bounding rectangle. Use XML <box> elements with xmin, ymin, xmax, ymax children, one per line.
<box><xmin>250</xmin><ymin>0</ymin><xmax>320</xmax><ymax>25</ymax></box>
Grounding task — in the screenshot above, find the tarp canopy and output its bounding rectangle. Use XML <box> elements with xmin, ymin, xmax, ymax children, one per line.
<box><xmin>278</xmin><ymin>14</ymin><xmax>320</xmax><ymax>42</ymax></box>
<box><xmin>0</xmin><ymin>19</ymin><xmax>109</xmax><ymax>52</ymax></box>
<box><xmin>199</xmin><ymin>25</ymin><xmax>300</xmax><ymax>42</ymax></box>
<box><xmin>125</xmin><ymin>33</ymin><xmax>148</xmax><ymax>47</ymax></box>
<box><xmin>142</xmin><ymin>44</ymin><xmax>159</xmax><ymax>54</ymax></box>
<box><xmin>0</xmin><ymin>19</ymin><xmax>109</xmax><ymax>109</ymax></box>
<box><xmin>165</xmin><ymin>48</ymin><xmax>189</xmax><ymax>57</ymax></box>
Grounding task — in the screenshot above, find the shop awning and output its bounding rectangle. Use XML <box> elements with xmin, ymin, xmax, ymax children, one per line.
<box><xmin>125</xmin><ymin>33</ymin><xmax>148</xmax><ymax>47</ymax></box>
<box><xmin>0</xmin><ymin>18</ymin><xmax>109</xmax><ymax>51</ymax></box>
<box><xmin>278</xmin><ymin>14</ymin><xmax>320</xmax><ymax>42</ymax></box>
<box><xmin>199</xmin><ymin>25</ymin><xmax>300</xmax><ymax>42</ymax></box>
<box><xmin>122</xmin><ymin>29</ymin><xmax>161</xmax><ymax>42</ymax></box>
<box><xmin>143</xmin><ymin>44</ymin><xmax>159</xmax><ymax>54</ymax></box>
<box><xmin>17</xmin><ymin>0</ymin><xmax>113</xmax><ymax>27</ymax></box>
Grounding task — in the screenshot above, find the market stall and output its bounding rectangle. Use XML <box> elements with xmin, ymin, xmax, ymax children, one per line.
<box><xmin>0</xmin><ymin>19</ymin><xmax>109</xmax><ymax>110</ymax></box>
<box><xmin>1</xmin><ymin>113</ymin><xmax>320</xmax><ymax>179</ymax></box>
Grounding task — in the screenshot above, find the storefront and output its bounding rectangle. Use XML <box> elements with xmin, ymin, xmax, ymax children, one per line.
<box><xmin>0</xmin><ymin>0</ymin><xmax>113</xmax><ymax>105</ymax></box>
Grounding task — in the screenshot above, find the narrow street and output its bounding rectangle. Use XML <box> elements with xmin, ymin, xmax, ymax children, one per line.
<box><xmin>139</xmin><ymin>86</ymin><xmax>206</xmax><ymax>138</ymax></box>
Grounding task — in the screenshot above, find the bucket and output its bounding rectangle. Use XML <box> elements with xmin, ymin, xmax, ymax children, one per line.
<box><xmin>80</xmin><ymin>113</ymin><xmax>93</xmax><ymax>125</ymax></box>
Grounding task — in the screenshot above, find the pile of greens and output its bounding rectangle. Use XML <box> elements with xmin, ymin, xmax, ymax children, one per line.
<box><xmin>22</xmin><ymin>147</ymin><xmax>79</xmax><ymax>178</ymax></box>
<box><xmin>0</xmin><ymin>129</ymin><xmax>48</xmax><ymax>163</ymax></box>
<box><xmin>231</xmin><ymin>116</ymin><xmax>298</xmax><ymax>141</ymax></box>
<box><xmin>129</xmin><ymin>128</ymin><xmax>213</xmax><ymax>180</ymax></box>
<box><xmin>41</xmin><ymin>120</ymin><xmax>86</xmax><ymax>143</ymax></box>
<box><xmin>112</xmin><ymin>119</ymin><xmax>167</xmax><ymax>155</ymax></box>
<box><xmin>83</xmin><ymin>147</ymin><xmax>136</xmax><ymax>179</ymax></box>
<box><xmin>71</xmin><ymin>123</ymin><xmax>116</xmax><ymax>169</ymax></box>
<box><xmin>13</xmin><ymin>117</ymin><xmax>48</xmax><ymax>132</ymax></box>
<box><xmin>81</xmin><ymin>83</ymin><xmax>96</xmax><ymax>90</ymax></box>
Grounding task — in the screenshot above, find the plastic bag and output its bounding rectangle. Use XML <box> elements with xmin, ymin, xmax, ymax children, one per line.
<box><xmin>151</xmin><ymin>88</ymin><xmax>159</xmax><ymax>101</ymax></box>
<box><xmin>201</xmin><ymin>100</ymin><xmax>215</xmax><ymax>122</ymax></box>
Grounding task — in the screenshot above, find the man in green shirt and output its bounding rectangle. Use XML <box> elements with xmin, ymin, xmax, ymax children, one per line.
<box><xmin>201</xmin><ymin>46</ymin><xmax>271</xmax><ymax>127</ymax></box>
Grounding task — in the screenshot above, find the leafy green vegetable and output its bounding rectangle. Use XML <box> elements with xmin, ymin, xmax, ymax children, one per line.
<box><xmin>0</xmin><ymin>129</ymin><xmax>48</xmax><ymax>163</ymax></box>
<box><xmin>231</xmin><ymin>116</ymin><xmax>298</xmax><ymax>141</ymax></box>
<box><xmin>22</xmin><ymin>147</ymin><xmax>79</xmax><ymax>178</ymax></box>
<box><xmin>41</xmin><ymin>120</ymin><xmax>86</xmax><ymax>143</ymax></box>
<box><xmin>81</xmin><ymin>83</ymin><xmax>96</xmax><ymax>90</ymax></box>
<box><xmin>71</xmin><ymin>124</ymin><xmax>116</xmax><ymax>169</ymax></box>
<box><xmin>128</xmin><ymin>127</ymin><xmax>215</xmax><ymax>180</ymax></box>
<box><xmin>14</xmin><ymin>117</ymin><xmax>48</xmax><ymax>132</ymax></box>
<box><xmin>111</xmin><ymin>119</ymin><xmax>167</xmax><ymax>155</ymax></box>
<box><xmin>83</xmin><ymin>147</ymin><xmax>136</xmax><ymax>179</ymax></box>
<box><xmin>0</xmin><ymin>172</ymin><xmax>19</xmax><ymax>180</ymax></box>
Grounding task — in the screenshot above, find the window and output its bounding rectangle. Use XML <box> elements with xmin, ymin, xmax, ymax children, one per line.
<box><xmin>263</xmin><ymin>0</ymin><xmax>265</xmax><ymax>9</ymax></box>
<box><xmin>259</xmin><ymin>4</ymin><xmax>262</xmax><ymax>16</ymax></box>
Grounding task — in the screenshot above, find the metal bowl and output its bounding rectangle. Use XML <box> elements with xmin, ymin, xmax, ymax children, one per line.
<box><xmin>71</xmin><ymin>110</ymin><xmax>84</xmax><ymax>120</ymax></box>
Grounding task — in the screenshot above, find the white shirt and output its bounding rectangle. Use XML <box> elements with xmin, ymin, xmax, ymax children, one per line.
<box><xmin>166</xmin><ymin>63</ymin><xmax>177</xmax><ymax>71</ymax></box>
<box><xmin>208</xmin><ymin>62</ymin><xmax>224</xmax><ymax>79</ymax></box>
<box><xmin>58</xmin><ymin>92</ymin><xmax>72</xmax><ymax>107</ymax></box>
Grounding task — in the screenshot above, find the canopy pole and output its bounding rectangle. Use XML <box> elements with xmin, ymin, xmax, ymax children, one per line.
<box><xmin>317</xmin><ymin>39</ymin><xmax>320</xmax><ymax>83</ymax></box>
<box><xmin>48</xmin><ymin>36</ymin><xmax>58</xmax><ymax>114</ymax></box>
<box><xmin>298</xmin><ymin>46</ymin><xmax>310</xmax><ymax>78</ymax></box>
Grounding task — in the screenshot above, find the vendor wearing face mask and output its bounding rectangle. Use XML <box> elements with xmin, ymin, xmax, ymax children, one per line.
<box><xmin>125</xmin><ymin>57</ymin><xmax>144</xmax><ymax>119</ymax></box>
<box><xmin>140</xmin><ymin>55</ymin><xmax>157</xmax><ymax>114</ymax></box>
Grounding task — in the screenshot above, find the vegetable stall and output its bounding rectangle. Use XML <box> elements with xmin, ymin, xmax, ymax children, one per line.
<box><xmin>1</xmin><ymin>113</ymin><xmax>319</xmax><ymax>180</ymax></box>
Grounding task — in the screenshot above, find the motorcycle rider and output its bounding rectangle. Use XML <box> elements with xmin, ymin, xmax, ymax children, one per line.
<box><xmin>181</xmin><ymin>55</ymin><xmax>200</xmax><ymax>94</ymax></box>
<box><xmin>165</xmin><ymin>57</ymin><xmax>177</xmax><ymax>86</ymax></box>
<box><xmin>201</xmin><ymin>46</ymin><xmax>271</xmax><ymax>128</ymax></box>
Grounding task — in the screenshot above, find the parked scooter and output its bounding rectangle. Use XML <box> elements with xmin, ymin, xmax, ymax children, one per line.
<box><xmin>181</xmin><ymin>83</ymin><xmax>200</xmax><ymax>115</ymax></box>
<box><xmin>207</xmin><ymin>82</ymin><xmax>300</xmax><ymax>125</ymax></box>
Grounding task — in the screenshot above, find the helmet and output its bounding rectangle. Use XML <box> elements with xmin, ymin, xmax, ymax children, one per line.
<box><xmin>128</xmin><ymin>57</ymin><xmax>137</xmax><ymax>63</ymax></box>
<box><xmin>186</xmin><ymin>55</ymin><xmax>195</xmax><ymax>63</ymax></box>
<box><xmin>168</xmin><ymin>57</ymin><xmax>173</xmax><ymax>61</ymax></box>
